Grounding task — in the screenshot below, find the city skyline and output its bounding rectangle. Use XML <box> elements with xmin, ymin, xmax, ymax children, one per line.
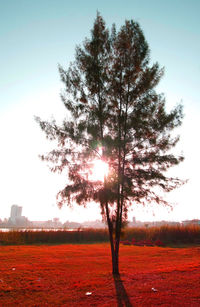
<box><xmin>1</xmin><ymin>205</ymin><xmax>199</xmax><ymax>229</ymax></box>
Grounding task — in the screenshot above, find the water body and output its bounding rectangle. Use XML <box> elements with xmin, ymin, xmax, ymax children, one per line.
<box><xmin>0</xmin><ymin>228</ymin><xmax>79</xmax><ymax>232</ymax></box>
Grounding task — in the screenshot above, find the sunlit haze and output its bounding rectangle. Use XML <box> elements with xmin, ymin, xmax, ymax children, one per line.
<box><xmin>0</xmin><ymin>0</ymin><xmax>200</xmax><ymax>223</ymax></box>
<box><xmin>90</xmin><ymin>160</ymin><xmax>109</xmax><ymax>182</ymax></box>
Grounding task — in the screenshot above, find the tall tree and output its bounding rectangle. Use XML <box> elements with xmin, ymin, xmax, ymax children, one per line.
<box><xmin>36</xmin><ymin>13</ymin><xmax>184</xmax><ymax>275</ymax></box>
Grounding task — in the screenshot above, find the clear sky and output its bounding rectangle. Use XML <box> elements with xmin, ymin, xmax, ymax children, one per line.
<box><xmin>0</xmin><ymin>0</ymin><xmax>200</xmax><ymax>223</ymax></box>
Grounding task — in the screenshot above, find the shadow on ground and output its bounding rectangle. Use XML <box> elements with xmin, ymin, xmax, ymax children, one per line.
<box><xmin>114</xmin><ymin>274</ymin><xmax>133</xmax><ymax>307</ymax></box>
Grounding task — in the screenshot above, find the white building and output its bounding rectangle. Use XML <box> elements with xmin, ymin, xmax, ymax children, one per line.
<box><xmin>10</xmin><ymin>205</ymin><xmax>22</xmax><ymax>223</ymax></box>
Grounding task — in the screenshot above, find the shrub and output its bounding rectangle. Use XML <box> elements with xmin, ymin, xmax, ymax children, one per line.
<box><xmin>154</xmin><ymin>239</ymin><xmax>165</xmax><ymax>247</ymax></box>
<box><xmin>122</xmin><ymin>240</ymin><xmax>131</xmax><ymax>245</ymax></box>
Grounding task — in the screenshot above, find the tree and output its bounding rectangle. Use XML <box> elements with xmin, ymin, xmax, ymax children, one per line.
<box><xmin>36</xmin><ymin>13</ymin><xmax>184</xmax><ymax>275</ymax></box>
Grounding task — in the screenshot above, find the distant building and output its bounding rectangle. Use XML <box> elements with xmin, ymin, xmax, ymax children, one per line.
<box><xmin>52</xmin><ymin>218</ymin><xmax>62</xmax><ymax>228</ymax></box>
<box><xmin>10</xmin><ymin>205</ymin><xmax>22</xmax><ymax>223</ymax></box>
<box><xmin>8</xmin><ymin>205</ymin><xmax>29</xmax><ymax>227</ymax></box>
<box><xmin>182</xmin><ymin>219</ymin><xmax>200</xmax><ymax>226</ymax></box>
<box><xmin>132</xmin><ymin>217</ymin><xmax>136</xmax><ymax>224</ymax></box>
<box><xmin>30</xmin><ymin>219</ymin><xmax>62</xmax><ymax>229</ymax></box>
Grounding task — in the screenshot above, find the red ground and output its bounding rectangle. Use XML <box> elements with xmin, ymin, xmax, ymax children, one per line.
<box><xmin>0</xmin><ymin>243</ymin><xmax>200</xmax><ymax>306</ymax></box>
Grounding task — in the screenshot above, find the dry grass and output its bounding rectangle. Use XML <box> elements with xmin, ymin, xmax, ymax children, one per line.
<box><xmin>1</xmin><ymin>225</ymin><xmax>200</xmax><ymax>245</ymax></box>
<box><xmin>124</xmin><ymin>224</ymin><xmax>200</xmax><ymax>245</ymax></box>
<box><xmin>0</xmin><ymin>228</ymin><xmax>109</xmax><ymax>245</ymax></box>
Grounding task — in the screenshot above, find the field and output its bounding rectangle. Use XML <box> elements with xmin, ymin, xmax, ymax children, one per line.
<box><xmin>0</xmin><ymin>243</ymin><xmax>200</xmax><ymax>306</ymax></box>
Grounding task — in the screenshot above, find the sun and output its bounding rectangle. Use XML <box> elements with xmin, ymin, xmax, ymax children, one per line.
<box><xmin>90</xmin><ymin>159</ymin><xmax>109</xmax><ymax>182</ymax></box>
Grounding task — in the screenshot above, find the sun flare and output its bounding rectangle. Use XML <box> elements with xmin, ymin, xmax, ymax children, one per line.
<box><xmin>90</xmin><ymin>160</ymin><xmax>109</xmax><ymax>182</ymax></box>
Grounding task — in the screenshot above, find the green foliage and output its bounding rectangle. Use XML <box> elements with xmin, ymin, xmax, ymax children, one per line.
<box><xmin>36</xmin><ymin>13</ymin><xmax>184</xmax><ymax>214</ymax></box>
<box><xmin>36</xmin><ymin>13</ymin><xmax>185</xmax><ymax>274</ymax></box>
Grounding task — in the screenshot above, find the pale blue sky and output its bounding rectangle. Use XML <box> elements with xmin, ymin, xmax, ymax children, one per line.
<box><xmin>0</xmin><ymin>0</ymin><xmax>199</xmax><ymax>222</ymax></box>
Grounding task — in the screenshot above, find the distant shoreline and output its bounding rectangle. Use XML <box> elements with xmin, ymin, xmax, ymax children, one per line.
<box><xmin>0</xmin><ymin>227</ymin><xmax>84</xmax><ymax>232</ymax></box>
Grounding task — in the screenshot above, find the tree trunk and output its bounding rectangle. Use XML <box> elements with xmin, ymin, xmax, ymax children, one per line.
<box><xmin>105</xmin><ymin>200</ymin><xmax>120</xmax><ymax>275</ymax></box>
<box><xmin>109</xmin><ymin>236</ymin><xmax>119</xmax><ymax>275</ymax></box>
<box><xmin>112</xmin><ymin>247</ymin><xmax>119</xmax><ymax>275</ymax></box>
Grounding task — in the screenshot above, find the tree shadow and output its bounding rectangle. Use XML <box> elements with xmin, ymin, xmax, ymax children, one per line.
<box><xmin>113</xmin><ymin>274</ymin><xmax>133</xmax><ymax>307</ymax></box>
